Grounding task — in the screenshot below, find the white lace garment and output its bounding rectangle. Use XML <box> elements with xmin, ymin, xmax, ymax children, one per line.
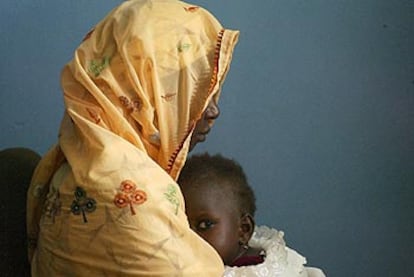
<box><xmin>223</xmin><ymin>225</ymin><xmax>325</xmax><ymax>277</ymax></box>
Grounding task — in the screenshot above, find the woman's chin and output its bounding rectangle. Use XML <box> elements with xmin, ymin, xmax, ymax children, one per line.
<box><xmin>197</xmin><ymin>133</ymin><xmax>207</xmax><ymax>142</ymax></box>
<box><xmin>189</xmin><ymin>134</ymin><xmax>207</xmax><ymax>151</ymax></box>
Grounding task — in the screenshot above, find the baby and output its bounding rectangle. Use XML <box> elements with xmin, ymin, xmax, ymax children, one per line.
<box><xmin>178</xmin><ymin>153</ymin><xmax>325</xmax><ymax>276</ymax></box>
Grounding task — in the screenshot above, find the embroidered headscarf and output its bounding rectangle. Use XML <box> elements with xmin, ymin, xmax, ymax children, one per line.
<box><xmin>27</xmin><ymin>0</ymin><xmax>239</xmax><ymax>275</ymax></box>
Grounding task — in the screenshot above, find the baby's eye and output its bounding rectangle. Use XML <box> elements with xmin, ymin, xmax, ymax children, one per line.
<box><xmin>196</xmin><ymin>219</ymin><xmax>215</xmax><ymax>231</ymax></box>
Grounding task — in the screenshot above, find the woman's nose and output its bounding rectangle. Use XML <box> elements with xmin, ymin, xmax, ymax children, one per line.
<box><xmin>205</xmin><ymin>99</ymin><xmax>220</xmax><ymax>120</ymax></box>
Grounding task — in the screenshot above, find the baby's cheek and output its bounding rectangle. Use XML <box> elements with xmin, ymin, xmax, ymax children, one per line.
<box><xmin>198</xmin><ymin>231</ymin><xmax>216</xmax><ymax>246</ymax></box>
<box><xmin>208</xmin><ymin>235</ymin><xmax>234</xmax><ymax>262</ymax></box>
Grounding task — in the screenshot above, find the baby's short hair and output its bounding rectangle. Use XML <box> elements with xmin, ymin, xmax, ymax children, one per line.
<box><xmin>178</xmin><ymin>152</ymin><xmax>256</xmax><ymax>216</ymax></box>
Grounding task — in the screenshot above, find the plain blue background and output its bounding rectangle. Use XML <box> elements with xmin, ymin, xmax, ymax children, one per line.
<box><xmin>1</xmin><ymin>1</ymin><xmax>413</xmax><ymax>276</ymax></box>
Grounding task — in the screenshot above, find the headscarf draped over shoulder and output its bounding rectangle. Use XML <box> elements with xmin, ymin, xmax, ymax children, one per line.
<box><xmin>27</xmin><ymin>1</ymin><xmax>239</xmax><ymax>276</ymax></box>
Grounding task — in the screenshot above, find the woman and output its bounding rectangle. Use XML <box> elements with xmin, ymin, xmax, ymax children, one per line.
<box><xmin>26</xmin><ymin>0</ymin><xmax>239</xmax><ymax>276</ymax></box>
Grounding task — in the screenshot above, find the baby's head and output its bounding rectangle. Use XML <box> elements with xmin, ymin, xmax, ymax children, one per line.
<box><xmin>178</xmin><ymin>153</ymin><xmax>256</xmax><ymax>265</ymax></box>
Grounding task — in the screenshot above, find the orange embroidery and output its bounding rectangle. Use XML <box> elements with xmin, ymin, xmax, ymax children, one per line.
<box><xmin>114</xmin><ymin>193</ymin><xmax>129</xmax><ymax>208</ymax></box>
<box><xmin>161</xmin><ymin>93</ymin><xmax>177</xmax><ymax>102</ymax></box>
<box><xmin>119</xmin><ymin>96</ymin><xmax>142</xmax><ymax>112</ymax></box>
<box><xmin>119</xmin><ymin>95</ymin><xmax>130</xmax><ymax>107</ymax></box>
<box><xmin>132</xmin><ymin>98</ymin><xmax>142</xmax><ymax>111</ymax></box>
<box><xmin>120</xmin><ymin>180</ymin><xmax>136</xmax><ymax>193</ymax></box>
<box><xmin>114</xmin><ymin>180</ymin><xmax>147</xmax><ymax>215</ymax></box>
<box><xmin>184</xmin><ymin>6</ymin><xmax>199</xmax><ymax>12</ymax></box>
<box><xmin>86</xmin><ymin>108</ymin><xmax>101</xmax><ymax>124</ymax></box>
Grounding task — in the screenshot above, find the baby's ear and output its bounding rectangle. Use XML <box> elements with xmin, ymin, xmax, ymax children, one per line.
<box><xmin>238</xmin><ymin>213</ymin><xmax>255</xmax><ymax>245</ymax></box>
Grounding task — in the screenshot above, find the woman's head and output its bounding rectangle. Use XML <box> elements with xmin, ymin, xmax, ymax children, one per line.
<box><xmin>178</xmin><ymin>153</ymin><xmax>256</xmax><ymax>265</ymax></box>
<box><xmin>60</xmin><ymin>0</ymin><xmax>239</xmax><ymax>179</ymax></box>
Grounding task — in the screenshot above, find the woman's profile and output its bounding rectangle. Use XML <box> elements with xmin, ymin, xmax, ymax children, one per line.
<box><xmin>26</xmin><ymin>0</ymin><xmax>239</xmax><ymax>275</ymax></box>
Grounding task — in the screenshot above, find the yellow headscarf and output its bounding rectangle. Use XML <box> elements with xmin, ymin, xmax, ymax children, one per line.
<box><xmin>27</xmin><ymin>0</ymin><xmax>239</xmax><ymax>275</ymax></box>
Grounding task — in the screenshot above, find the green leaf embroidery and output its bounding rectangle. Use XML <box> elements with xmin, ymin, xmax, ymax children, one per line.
<box><xmin>89</xmin><ymin>56</ymin><xmax>110</xmax><ymax>77</ymax></box>
<box><xmin>177</xmin><ymin>43</ymin><xmax>191</xmax><ymax>52</ymax></box>
<box><xmin>164</xmin><ymin>184</ymin><xmax>180</xmax><ymax>215</ymax></box>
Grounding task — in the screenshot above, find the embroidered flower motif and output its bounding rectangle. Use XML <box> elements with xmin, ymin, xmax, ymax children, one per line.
<box><xmin>120</xmin><ymin>180</ymin><xmax>136</xmax><ymax>193</ymax></box>
<box><xmin>32</xmin><ymin>184</ymin><xmax>45</xmax><ymax>198</ymax></box>
<box><xmin>161</xmin><ymin>92</ymin><xmax>177</xmax><ymax>101</ymax></box>
<box><xmin>114</xmin><ymin>180</ymin><xmax>147</xmax><ymax>215</ymax></box>
<box><xmin>119</xmin><ymin>96</ymin><xmax>142</xmax><ymax>112</ymax></box>
<box><xmin>89</xmin><ymin>56</ymin><xmax>110</xmax><ymax>77</ymax></box>
<box><xmin>177</xmin><ymin>43</ymin><xmax>191</xmax><ymax>52</ymax></box>
<box><xmin>71</xmin><ymin>187</ymin><xmax>97</xmax><ymax>223</ymax></box>
<box><xmin>131</xmin><ymin>190</ymin><xmax>147</xmax><ymax>204</ymax></box>
<box><xmin>184</xmin><ymin>6</ymin><xmax>199</xmax><ymax>12</ymax></box>
<box><xmin>131</xmin><ymin>98</ymin><xmax>142</xmax><ymax>111</ymax></box>
<box><xmin>114</xmin><ymin>193</ymin><xmax>129</xmax><ymax>208</ymax></box>
<box><xmin>43</xmin><ymin>191</ymin><xmax>61</xmax><ymax>223</ymax></box>
<box><xmin>119</xmin><ymin>95</ymin><xmax>130</xmax><ymax>107</ymax></box>
<box><xmin>164</xmin><ymin>184</ymin><xmax>180</xmax><ymax>215</ymax></box>
<box><xmin>86</xmin><ymin>108</ymin><xmax>101</xmax><ymax>124</ymax></box>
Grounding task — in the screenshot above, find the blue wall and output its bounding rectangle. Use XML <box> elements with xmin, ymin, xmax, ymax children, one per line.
<box><xmin>1</xmin><ymin>1</ymin><xmax>413</xmax><ymax>276</ymax></box>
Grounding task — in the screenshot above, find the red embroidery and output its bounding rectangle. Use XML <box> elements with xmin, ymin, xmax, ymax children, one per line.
<box><xmin>166</xmin><ymin>30</ymin><xmax>225</xmax><ymax>174</ymax></box>
<box><xmin>119</xmin><ymin>96</ymin><xmax>130</xmax><ymax>107</ymax></box>
<box><xmin>119</xmin><ymin>96</ymin><xmax>142</xmax><ymax>112</ymax></box>
<box><xmin>161</xmin><ymin>93</ymin><xmax>177</xmax><ymax>102</ymax></box>
<box><xmin>114</xmin><ymin>180</ymin><xmax>147</xmax><ymax>215</ymax></box>
<box><xmin>82</xmin><ymin>28</ymin><xmax>95</xmax><ymax>42</ymax></box>
<box><xmin>86</xmin><ymin>108</ymin><xmax>101</xmax><ymax>124</ymax></box>
<box><xmin>132</xmin><ymin>98</ymin><xmax>142</xmax><ymax>111</ymax></box>
<box><xmin>114</xmin><ymin>193</ymin><xmax>129</xmax><ymax>208</ymax></box>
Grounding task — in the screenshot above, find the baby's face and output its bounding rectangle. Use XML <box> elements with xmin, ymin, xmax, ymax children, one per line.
<box><xmin>182</xmin><ymin>185</ymin><xmax>241</xmax><ymax>265</ymax></box>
